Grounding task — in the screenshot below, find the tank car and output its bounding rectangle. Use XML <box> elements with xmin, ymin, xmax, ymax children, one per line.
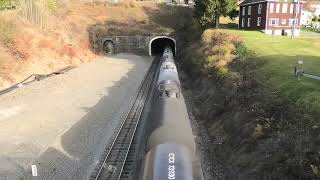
<box><xmin>163</xmin><ymin>46</ymin><xmax>173</xmax><ymax>55</ymax></box>
<box><xmin>143</xmin><ymin>143</ymin><xmax>194</xmax><ymax>180</ymax></box>
<box><xmin>157</xmin><ymin>59</ymin><xmax>179</xmax><ymax>87</ymax></box>
<box><xmin>145</xmin><ymin>85</ymin><xmax>195</xmax><ymax>155</ymax></box>
<box><xmin>142</xmin><ymin>46</ymin><xmax>202</xmax><ymax>180</ymax></box>
<box><xmin>143</xmin><ymin>79</ymin><xmax>196</xmax><ymax>180</ymax></box>
<box><xmin>160</xmin><ymin>61</ymin><xmax>177</xmax><ymax>72</ymax></box>
<box><xmin>162</xmin><ymin>47</ymin><xmax>174</xmax><ymax>63</ymax></box>
<box><xmin>157</xmin><ymin>66</ymin><xmax>178</xmax><ymax>84</ymax></box>
<box><xmin>162</xmin><ymin>52</ymin><xmax>174</xmax><ymax>63</ymax></box>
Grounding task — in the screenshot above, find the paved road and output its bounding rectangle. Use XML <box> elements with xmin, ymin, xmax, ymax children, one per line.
<box><xmin>0</xmin><ymin>54</ymin><xmax>151</xmax><ymax>180</ymax></box>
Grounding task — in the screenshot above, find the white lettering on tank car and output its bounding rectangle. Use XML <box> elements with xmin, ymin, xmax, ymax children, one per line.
<box><xmin>168</xmin><ymin>153</ymin><xmax>175</xmax><ymax>179</ymax></box>
<box><xmin>168</xmin><ymin>165</ymin><xmax>175</xmax><ymax>179</ymax></box>
<box><xmin>168</xmin><ymin>153</ymin><xmax>175</xmax><ymax>163</ymax></box>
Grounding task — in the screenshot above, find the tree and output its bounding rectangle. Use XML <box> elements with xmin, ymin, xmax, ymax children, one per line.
<box><xmin>227</xmin><ymin>9</ymin><xmax>239</xmax><ymax>20</ymax></box>
<box><xmin>312</xmin><ymin>16</ymin><xmax>318</xmax><ymax>22</ymax></box>
<box><xmin>194</xmin><ymin>0</ymin><xmax>237</xmax><ymax>28</ymax></box>
<box><xmin>304</xmin><ymin>0</ymin><xmax>317</xmax><ymax>12</ymax></box>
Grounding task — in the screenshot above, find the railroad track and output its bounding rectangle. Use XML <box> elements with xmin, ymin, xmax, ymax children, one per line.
<box><xmin>89</xmin><ymin>56</ymin><xmax>160</xmax><ymax>180</ymax></box>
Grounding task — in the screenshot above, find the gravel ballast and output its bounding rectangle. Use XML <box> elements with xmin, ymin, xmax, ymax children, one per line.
<box><xmin>0</xmin><ymin>54</ymin><xmax>152</xmax><ymax>180</ymax></box>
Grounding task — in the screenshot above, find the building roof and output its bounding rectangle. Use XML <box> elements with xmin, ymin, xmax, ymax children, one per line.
<box><xmin>240</xmin><ymin>0</ymin><xmax>266</xmax><ymax>6</ymax></box>
<box><xmin>240</xmin><ymin>0</ymin><xmax>304</xmax><ymax>6</ymax></box>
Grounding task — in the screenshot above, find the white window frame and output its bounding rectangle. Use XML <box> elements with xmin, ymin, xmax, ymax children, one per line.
<box><xmin>290</xmin><ymin>4</ymin><xmax>294</xmax><ymax>13</ymax></box>
<box><xmin>258</xmin><ymin>4</ymin><xmax>262</xmax><ymax>14</ymax></box>
<box><xmin>242</xmin><ymin>18</ymin><xmax>245</xmax><ymax>27</ymax></box>
<box><xmin>289</xmin><ymin>18</ymin><xmax>299</xmax><ymax>26</ymax></box>
<box><xmin>269</xmin><ymin>18</ymin><xmax>279</xmax><ymax>26</ymax></box>
<box><xmin>281</xmin><ymin>19</ymin><xmax>287</xmax><ymax>25</ymax></box>
<box><xmin>257</xmin><ymin>17</ymin><xmax>261</xmax><ymax>26</ymax></box>
<box><xmin>248</xmin><ymin>6</ymin><xmax>252</xmax><ymax>15</ymax></box>
<box><xmin>248</xmin><ymin>18</ymin><xmax>251</xmax><ymax>27</ymax></box>
<box><xmin>270</xmin><ymin>3</ymin><xmax>274</xmax><ymax>13</ymax></box>
<box><xmin>242</xmin><ymin>6</ymin><xmax>246</xmax><ymax>15</ymax></box>
<box><xmin>282</xmin><ymin>3</ymin><xmax>288</xmax><ymax>13</ymax></box>
<box><xmin>276</xmin><ymin>3</ymin><xmax>280</xmax><ymax>13</ymax></box>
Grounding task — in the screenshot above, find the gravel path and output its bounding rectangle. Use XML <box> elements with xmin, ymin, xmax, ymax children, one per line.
<box><xmin>0</xmin><ymin>54</ymin><xmax>151</xmax><ymax>180</ymax></box>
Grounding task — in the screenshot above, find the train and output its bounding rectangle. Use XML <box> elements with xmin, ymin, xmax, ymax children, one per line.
<box><xmin>142</xmin><ymin>46</ymin><xmax>203</xmax><ymax>180</ymax></box>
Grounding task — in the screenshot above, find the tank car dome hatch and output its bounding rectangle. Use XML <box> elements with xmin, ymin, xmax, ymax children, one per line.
<box><xmin>157</xmin><ymin>80</ymin><xmax>180</xmax><ymax>99</ymax></box>
<box><xmin>150</xmin><ymin>37</ymin><xmax>176</xmax><ymax>56</ymax></box>
<box><xmin>164</xmin><ymin>46</ymin><xmax>173</xmax><ymax>53</ymax></box>
<box><xmin>161</xmin><ymin>62</ymin><xmax>176</xmax><ymax>71</ymax></box>
<box><xmin>163</xmin><ymin>53</ymin><xmax>174</xmax><ymax>61</ymax></box>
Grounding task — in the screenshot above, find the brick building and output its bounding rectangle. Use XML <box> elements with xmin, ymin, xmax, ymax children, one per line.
<box><xmin>239</xmin><ymin>0</ymin><xmax>304</xmax><ymax>36</ymax></box>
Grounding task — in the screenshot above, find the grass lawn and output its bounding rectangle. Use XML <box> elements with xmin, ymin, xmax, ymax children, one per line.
<box><xmin>226</xmin><ymin>29</ymin><xmax>320</xmax><ymax>111</ymax></box>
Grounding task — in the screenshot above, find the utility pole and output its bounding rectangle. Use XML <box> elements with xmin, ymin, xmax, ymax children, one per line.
<box><xmin>291</xmin><ymin>0</ymin><xmax>300</xmax><ymax>38</ymax></box>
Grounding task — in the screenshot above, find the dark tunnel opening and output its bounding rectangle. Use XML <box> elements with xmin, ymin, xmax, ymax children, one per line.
<box><xmin>150</xmin><ymin>37</ymin><xmax>175</xmax><ymax>56</ymax></box>
<box><xmin>103</xmin><ymin>40</ymin><xmax>115</xmax><ymax>54</ymax></box>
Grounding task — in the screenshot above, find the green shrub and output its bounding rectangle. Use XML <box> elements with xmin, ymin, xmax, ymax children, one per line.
<box><xmin>45</xmin><ymin>0</ymin><xmax>58</xmax><ymax>13</ymax></box>
<box><xmin>304</xmin><ymin>27</ymin><xmax>320</xmax><ymax>33</ymax></box>
<box><xmin>253</xmin><ymin>124</ymin><xmax>264</xmax><ymax>139</ymax></box>
<box><xmin>216</xmin><ymin>66</ymin><xmax>229</xmax><ymax>77</ymax></box>
<box><xmin>200</xmin><ymin>29</ymin><xmax>242</xmax><ymax>77</ymax></box>
<box><xmin>311</xmin><ymin>165</ymin><xmax>320</xmax><ymax>177</ymax></box>
<box><xmin>312</xmin><ymin>17</ymin><xmax>318</xmax><ymax>22</ymax></box>
<box><xmin>0</xmin><ymin>0</ymin><xmax>17</xmax><ymax>10</ymax></box>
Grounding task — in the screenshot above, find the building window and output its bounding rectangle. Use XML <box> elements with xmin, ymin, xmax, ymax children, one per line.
<box><xmin>270</xmin><ymin>3</ymin><xmax>274</xmax><ymax>13</ymax></box>
<box><xmin>257</xmin><ymin>17</ymin><xmax>261</xmax><ymax>26</ymax></box>
<box><xmin>290</xmin><ymin>4</ymin><xmax>294</xmax><ymax>13</ymax></box>
<box><xmin>282</xmin><ymin>3</ymin><xmax>288</xmax><ymax>13</ymax></box>
<box><xmin>258</xmin><ymin>4</ymin><xmax>262</xmax><ymax>14</ymax></box>
<box><xmin>276</xmin><ymin>3</ymin><xmax>280</xmax><ymax>13</ymax></box>
<box><xmin>269</xmin><ymin>18</ymin><xmax>279</xmax><ymax>26</ymax></box>
<box><xmin>242</xmin><ymin>18</ymin><xmax>245</xmax><ymax>27</ymax></box>
<box><xmin>248</xmin><ymin>18</ymin><xmax>251</xmax><ymax>27</ymax></box>
<box><xmin>248</xmin><ymin>6</ymin><xmax>252</xmax><ymax>15</ymax></box>
<box><xmin>289</xmin><ymin>19</ymin><xmax>299</xmax><ymax>26</ymax></box>
<box><xmin>242</xmin><ymin>7</ymin><xmax>246</xmax><ymax>15</ymax></box>
<box><xmin>282</xmin><ymin>19</ymin><xmax>287</xmax><ymax>25</ymax></box>
<box><xmin>295</xmin><ymin>4</ymin><xmax>300</xmax><ymax>13</ymax></box>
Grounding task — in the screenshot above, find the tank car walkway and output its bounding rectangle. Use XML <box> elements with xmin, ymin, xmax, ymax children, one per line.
<box><xmin>0</xmin><ymin>54</ymin><xmax>152</xmax><ymax>180</ymax></box>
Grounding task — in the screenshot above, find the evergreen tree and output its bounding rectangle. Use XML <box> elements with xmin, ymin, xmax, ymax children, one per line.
<box><xmin>195</xmin><ymin>0</ymin><xmax>237</xmax><ymax>28</ymax></box>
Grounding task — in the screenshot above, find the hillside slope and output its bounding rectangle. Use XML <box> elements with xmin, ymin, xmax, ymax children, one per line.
<box><xmin>0</xmin><ymin>1</ymin><xmax>165</xmax><ymax>90</ymax></box>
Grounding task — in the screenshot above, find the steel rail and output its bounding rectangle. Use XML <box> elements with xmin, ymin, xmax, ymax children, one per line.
<box><xmin>116</xmin><ymin>66</ymin><xmax>155</xmax><ymax>179</ymax></box>
<box><xmin>89</xmin><ymin>57</ymin><xmax>159</xmax><ymax>180</ymax></box>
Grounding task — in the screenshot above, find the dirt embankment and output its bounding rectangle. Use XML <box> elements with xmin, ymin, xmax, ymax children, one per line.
<box><xmin>0</xmin><ymin>1</ymin><xmax>165</xmax><ymax>90</ymax></box>
<box><xmin>172</xmin><ymin>10</ymin><xmax>320</xmax><ymax>180</ymax></box>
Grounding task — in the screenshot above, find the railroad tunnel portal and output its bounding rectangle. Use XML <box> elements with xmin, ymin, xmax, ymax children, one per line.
<box><xmin>99</xmin><ymin>36</ymin><xmax>176</xmax><ymax>56</ymax></box>
<box><xmin>150</xmin><ymin>36</ymin><xmax>176</xmax><ymax>56</ymax></box>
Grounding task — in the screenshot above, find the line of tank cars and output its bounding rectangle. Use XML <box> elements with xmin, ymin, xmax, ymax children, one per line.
<box><xmin>142</xmin><ymin>47</ymin><xmax>203</xmax><ymax>180</ymax></box>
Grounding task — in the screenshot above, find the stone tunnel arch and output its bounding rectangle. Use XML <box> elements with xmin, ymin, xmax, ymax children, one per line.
<box><xmin>149</xmin><ymin>36</ymin><xmax>176</xmax><ymax>56</ymax></box>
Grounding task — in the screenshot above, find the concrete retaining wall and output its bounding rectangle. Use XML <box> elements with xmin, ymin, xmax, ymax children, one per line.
<box><xmin>99</xmin><ymin>35</ymin><xmax>175</xmax><ymax>56</ymax></box>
